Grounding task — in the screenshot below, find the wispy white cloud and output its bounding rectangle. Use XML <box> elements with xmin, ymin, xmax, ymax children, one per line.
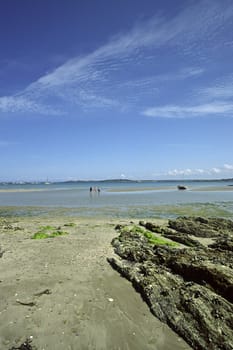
<box><xmin>0</xmin><ymin>96</ymin><xmax>35</xmax><ymax>113</ymax></box>
<box><xmin>143</xmin><ymin>102</ymin><xmax>233</xmax><ymax>118</ymax></box>
<box><xmin>78</xmin><ymin>90</ymin><xmax>119</xmax><ymax>110</ymax></box>
<box><xmin>1</xmin><ymin>0</ymin><xmax>233</xmax><ymax>116</ymax></box>
<box><xmin>224</xmin><ymin>163</ymin><xmax>233</xmax><ymax>170</ymax></box>
<box><xmin>200</xmin><ymin>79</ymin><xmax>233</xmax><ymax>100</ymax></box>
<box><xmin>0</xmin><ymin>95</ymin><xmax>61</xmax><ymax>115</ymax></box>
<box><xmin>211</xmin><ymin>167</ymin><xmax>221</xmax><ymax>174</ymax></box>
<box><xmin>146</xmin><ymin>72</ymin><xmax>233</xmax><ymax>120</ymax></box>
<box><xmin>167</xmin><ymin>168</ymin><xmax>193</xmax><ymax>176</ymax></box>
<box><xmin>122</xmin><ymin>67</ymin><xmax>204</xmax><ymax>90</ymax></box>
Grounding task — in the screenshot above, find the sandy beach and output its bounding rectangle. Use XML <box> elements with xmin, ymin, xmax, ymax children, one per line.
<box><xmin>0</xmin><ymin>215</ymin><xmax>191</xmax><ymax>350</ymax></box>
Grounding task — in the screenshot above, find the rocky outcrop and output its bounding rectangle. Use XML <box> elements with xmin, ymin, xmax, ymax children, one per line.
<box><xmin>108</xmin><ymin>217</ymin><xmax>233</xmax><ymax>350</ymax></box>
<box><xmin>139</xmin><ymin>221</ymin><xmax>204</xmax><ymax>247</ymax></box>
<box><xmin>209</xmin><ymin>237</ymin><xmax>233</xmax><ymax>252</ymax></box>
<box><xmin>168</xmin><ymin>216</ymin><xmax>233</xmax><ymax>238</ymax></box>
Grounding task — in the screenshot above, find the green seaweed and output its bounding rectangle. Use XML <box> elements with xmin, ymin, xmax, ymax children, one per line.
<box><xmin>129</xmin><ymin>225</ymin><xmax>146</xmax><ymax>234</ymax></box>
<box><xmin>32</xmin><ymin>232</ymin><xmax>50</xmax><ymax>239</ymax></box>
<box><xmin>32</xmin><ymin>225</ymin><xmax>68</xmax><ymax>239</ymax></box>
<box><xmin>129</xmin><ymin>225</ymin><xmax>178</xmax><ymax>246</ymax></box>
<box><xmin>143</xmin><ymin>230</ymin><xmax>177</xmax><ymax>246</ymax></box>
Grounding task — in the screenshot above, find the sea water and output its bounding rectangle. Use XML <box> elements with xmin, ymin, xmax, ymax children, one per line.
<box><xmin>0</xmin><ymin>180</ymin><xmax>233</xmax><ymax>218</ymax></box>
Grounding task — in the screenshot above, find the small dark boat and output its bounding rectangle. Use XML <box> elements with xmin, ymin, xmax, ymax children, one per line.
<box><xmin>177</xmin><ymin>185</ymin><xmax>187</xmax><ymax>190</ymax></box>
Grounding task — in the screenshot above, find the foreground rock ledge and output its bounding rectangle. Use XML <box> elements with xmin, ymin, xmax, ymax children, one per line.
<box><xmin>108</xmin><ymin>217</ymin><xmax>233</xmax><ymax>350</ymax></box>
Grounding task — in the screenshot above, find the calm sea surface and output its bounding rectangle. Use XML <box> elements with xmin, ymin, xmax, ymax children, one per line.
<box><xmin>0</xmin><ymin>181</ymin><xmax>233</xmax><ymax>218</ymax></box>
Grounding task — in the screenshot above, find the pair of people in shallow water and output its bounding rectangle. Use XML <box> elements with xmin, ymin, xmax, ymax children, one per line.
<box><xmin>89</xmin><ymin>186</ymin><xmax>100</xmax><ymax>193</ymax></box>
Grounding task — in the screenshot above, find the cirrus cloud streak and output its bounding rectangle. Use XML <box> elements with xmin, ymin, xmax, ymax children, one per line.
<box><xmin>143</xmin><ymin>102</ymin><xmax>233</xmax><ymax>119</ymax></box>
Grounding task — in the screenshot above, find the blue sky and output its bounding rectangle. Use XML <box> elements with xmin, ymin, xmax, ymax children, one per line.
<box><xmin>1</xmin><ymin>0</ymin><xmax>233</xmax><ymax>181</ymax></box>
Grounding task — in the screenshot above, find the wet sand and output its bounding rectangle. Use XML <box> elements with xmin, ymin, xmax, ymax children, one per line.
<box><xmin>0</xmin><ymin>189</ymin><xmax>46</xmax><ymax>193</ymax></box>
<box><xmin>191</xmin><ymin>185</ymin><xmax>233</xmax><ymax>191</ymax></box>
<box><xmin>0</xmin><ymin>216</ymin><xmax>191</xmax><ymax>350</ymax></box>
<box><xmin>108</xmin><ymin>185</ymin><xmax>233</xmax><ymax>192</ymax></box>
<box><xmin>107</xmin><ymin>186</ymin><xmax>176</xmax><ymax>192</ymax></box>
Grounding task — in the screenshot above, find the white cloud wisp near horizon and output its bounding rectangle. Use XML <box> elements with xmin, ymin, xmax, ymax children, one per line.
<box><xmin>163</xmin><ymin>164</ymin><xmax>233</xmax><ymax>178</ymax></box>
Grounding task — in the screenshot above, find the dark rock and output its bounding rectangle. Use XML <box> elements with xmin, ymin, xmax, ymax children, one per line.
<box><xmin>209</xmin><ymin>237</ymin><xmax>233</xmax><ymax>252</ymax></box>
<box><xmin>162</xmin><ymin>232</ymin><xmax>204</xmax><ymax>247</ymax></box>
<box><xmin>109</xmin><ymin>220</ymin><xmax>233</xmax><ymax>350</ymax></box>
<box><xmin>115</xmin><ymin>224</ymin><xmax>126</xmax><ymax>231</ymax></box>
<box><xmin>177</xmin><ymin>185</ymin><xmax>187</xmax><ymax>190</ymax></box>
<box><xmin>0</xmin><ymin>245</ymin><xmax>5</xmax><ymax>258</ymax></box>
<box><xmin>139</xmin><ymin>221</ymin><xmax>163</xmax><ymax>233</ymax></box>
<box><xmin>9</xmin><ymin>338</ymin><xmax>35</xmax><ymax>350</ymax></box>
<box><xmin>168</xmin><ymin>216</ymin><xmax>233</xmax><ymax>238</ymax></box>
